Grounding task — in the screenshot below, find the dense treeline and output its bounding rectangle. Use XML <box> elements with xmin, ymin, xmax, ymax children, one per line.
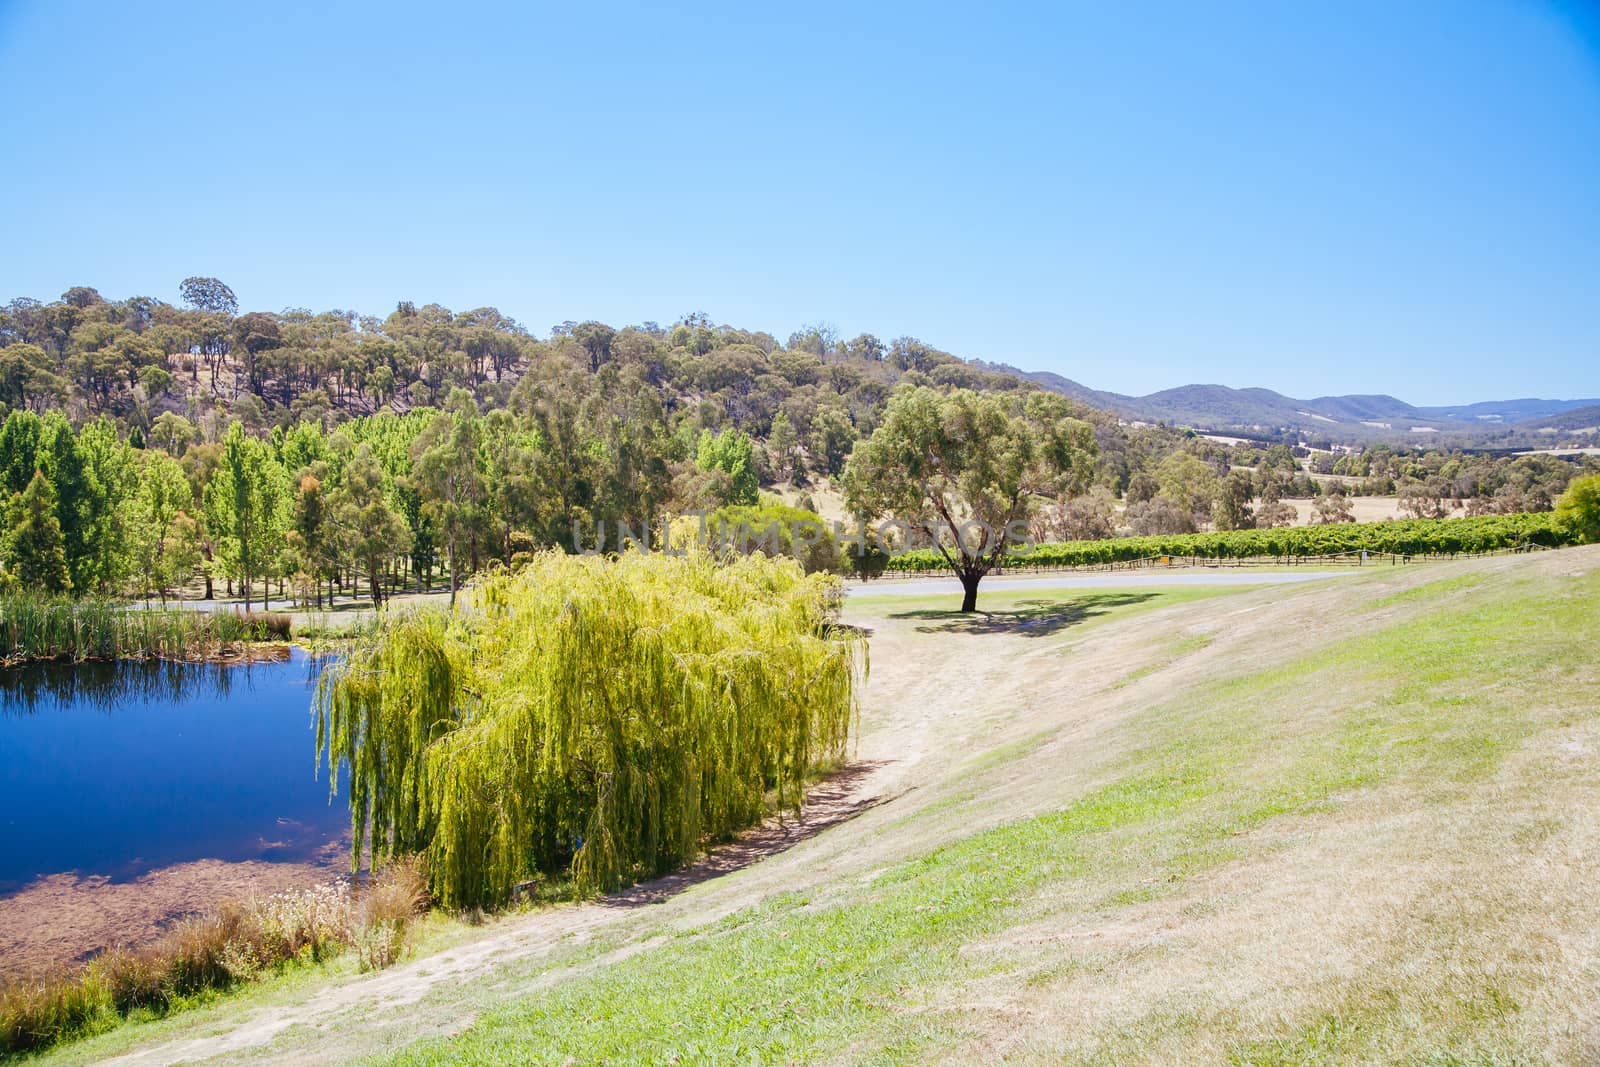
<box><xmin>1300</xmin><ymin>441</ymin><xmax>1596</xmax><ymax>513</ymax></box>
<box><xmin>0</xmin><ymin>396</ymin><xmax>799</xmax><ymax>606</ymax></box>
<box><xmin>2</xmin><ymin>282</ymin><xmax>1595</xmax><ymax>601</ymax></box>
<box><xmin>0</xmin><ymin>282</ymin><xmax>1122</xmax><ymax>600</ymax></box>
<box><xmin>0</xmin><ymin>281</ymin><xmax>1032</xmax><ymax>458</ymax></box>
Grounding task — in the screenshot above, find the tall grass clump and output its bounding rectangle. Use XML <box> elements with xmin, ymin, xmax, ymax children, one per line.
<box><xmin>0</xmin><ymin>595</ymin><xmax>289</xmax><ymax>666</ymax></box>
<box><xmin>0</xmin><ymin>866</ymin><xmax>425</xmax><ymax>1056</ymax></box>
<box><xmin>317</xmin><ymin>549</ymin><xmax>863</xmax><ymax>910</ymax></box>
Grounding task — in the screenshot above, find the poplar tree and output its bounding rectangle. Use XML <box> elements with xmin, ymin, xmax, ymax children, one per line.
<box><xmin>204</xmin><ymin>422</ymin><xmax>286</xmax><ymax>609</ymax></box>
<box><xmin>131</xmin><ymin>451</ymin><xmax>197</xmax><ymax>604</ymax></box>
<box><xmin>5</xmin><ymin>470</ymin><xmax>71</xmax><ymax>594</ymax></box>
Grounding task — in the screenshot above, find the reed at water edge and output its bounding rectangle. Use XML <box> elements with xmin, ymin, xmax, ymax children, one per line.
<box><xmin>0</xmin><ymin>594</ymin><xmax>292</xmax><ymax>667</ymax></box>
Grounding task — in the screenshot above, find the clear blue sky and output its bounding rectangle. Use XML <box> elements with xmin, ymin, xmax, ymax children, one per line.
<box><xmin>1</xmin><ymin>0</ymin><xmax>1596</xmax><ymax>404</ymax></box>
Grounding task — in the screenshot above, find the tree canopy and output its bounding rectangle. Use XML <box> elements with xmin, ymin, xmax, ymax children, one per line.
<box><xmin>1</xmin><ymin>280</ymin><xmax>1594</xmax><ymax>602</ymax></box>
<box><xmin>842</xmin><ymin>386</ymin><xmax>1096</xmax><ymax>611</ymax></box>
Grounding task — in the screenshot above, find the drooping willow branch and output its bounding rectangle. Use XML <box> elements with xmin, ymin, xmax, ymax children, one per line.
<box><xmin>317</xmin><ymin>549</ymin><xmax>863</xmax><ymax>909</ymax></box>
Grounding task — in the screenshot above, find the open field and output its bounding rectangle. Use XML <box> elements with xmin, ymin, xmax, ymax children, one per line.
<box><xmin>26</xmin><ymin>546</ymin><xmax>1600</xmax><ymax>1065</ymax></box>
<box><xmin>1278</xmin><ymin>495</ymin><xmax>1452</xmax><ymax>525</ymax></box>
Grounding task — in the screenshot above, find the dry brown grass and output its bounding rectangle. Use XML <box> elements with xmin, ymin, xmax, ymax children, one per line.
<box><xmin>238</xmin><ymin>611</ymin><xmax>293</xmax><ymax>641</ymax></box>
<box><xmin>0</xmin><ymin>862</ymin><xmax>428</xmax><ymax>1056</ymax></box>
<box><xmin>355</xmin><ymin>858</ymin><xmax>431</xmax><ymax>972</ymax></box>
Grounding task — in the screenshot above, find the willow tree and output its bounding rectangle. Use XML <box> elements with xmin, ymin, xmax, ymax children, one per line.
<box><xmin>317</xmin><ymin>550</ymin><xmax>862</xmax><ymax>909</ymax></box>
<box><xmin>842</xmin><ymin>385</ymin><xmax>1096</xmax><ymax>612</ymax></box>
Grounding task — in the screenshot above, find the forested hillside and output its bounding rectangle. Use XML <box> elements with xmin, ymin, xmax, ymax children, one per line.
<box><xmin>0</xmin><ymin>280</ymin><xmax>1036</xmax><ymax>439</ymax></box>
<box><xmin>1</xmin><ymin>281</ymin><xmax>1594</xmax><ymax>605</ymax></box>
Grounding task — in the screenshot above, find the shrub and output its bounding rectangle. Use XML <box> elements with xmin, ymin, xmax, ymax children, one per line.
<box><xmin>706</xmin><ymin>502</ymin><xmax>841</xmax><ymax>574</ymax></box>
<box><xmin>356</xmin><ymin>857</ymin><xmax>430</xmax><ymax>971</ymax></box>
<box><xmin>1555</xmin><ymin>474</ymin><xmax>1600</xmax><ymax>544</ymax></box>
<box><xmin>240</xmin><ymin>610</ymin><xmax>293</xmax><ymax>641</ymax></box>
<box><xmin>0</xmin><ymin>970</ymin><xmax>109</xmax><ymax>1054</ymax></box>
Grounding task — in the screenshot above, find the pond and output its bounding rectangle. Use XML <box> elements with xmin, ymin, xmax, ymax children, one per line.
<box><xmin>0</xmin><ymin>650</ymin><xmax>348</xmax><ymax>896</ymax></box>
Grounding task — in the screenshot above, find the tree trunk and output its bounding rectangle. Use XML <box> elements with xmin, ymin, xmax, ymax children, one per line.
<box><xmin>958</xmin><ymin>570</ymin><xmax>982</xmax><ymax>613</ymax></box>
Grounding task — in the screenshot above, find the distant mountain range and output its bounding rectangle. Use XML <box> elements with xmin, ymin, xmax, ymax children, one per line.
<box><xmin>979</xmin><ymin>365</ymin><xmax>1599</xmax><ymax>443</ymax></box>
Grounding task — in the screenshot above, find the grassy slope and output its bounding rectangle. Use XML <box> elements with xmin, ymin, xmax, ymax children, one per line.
<box><xmin>31</xmin><ymin>552</ymin><xmax>1600</xmax><ymax>1066</ymax></box>
<box><xmin>384</xmin><ymin>555</ymin><xmax>1600</xmax><ymax>1065</ymax></box>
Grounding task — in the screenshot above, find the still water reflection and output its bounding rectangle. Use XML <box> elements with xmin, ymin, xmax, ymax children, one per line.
<box><xmin>0</xmin><ymin>650</ymin><xmax>347</xmax><ymax>894</ymax></box>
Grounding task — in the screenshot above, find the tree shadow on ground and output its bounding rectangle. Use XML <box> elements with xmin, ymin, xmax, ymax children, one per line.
<box><xmin>599</xmin><ymin>760</ymin><xmax>892</xmax><ymax>909</ymax></box>
<box><xmin>892</xmin><ymin>592</ymin><xmax>1162</xmax><ymax>637</ymax></box>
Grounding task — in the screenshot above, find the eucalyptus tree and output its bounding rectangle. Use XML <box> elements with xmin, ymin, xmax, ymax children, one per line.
<box><xmin>0</xmin><ymin>342</ymin><xmax>69</xmax><ymax>412</ymax></box>
<box><xmin>843</xmin><ymin>386</ymin><xmax>1096</xmax><ymax>612</ymax></box>
<box><xmin>329</xmin><ymin>444</ymin><xmax>412</xmax><ymax>607</ymax></box>
<box><xmin>178</xmin><ymin>277</ymin><xmax>239</xmax><ymax>316</ymax></box>
<box><xmin>1213</xmin><ymin>470</ymin><xmax>1256</xmax><ymax>531</ymax></box>
<box><xmin>1155</xmin><ymin>451</ymin><xmax>1220</xmax><ymax>525</ymax></box>
<box><xmin>767</xmin><ymin>410</ymin><xmax>797</xmax><ymax>482</ymax></box>
<box><xmin>410</xmin><ymin>393</ymin><xmax>489</xmax><ymax>605</ymax></box>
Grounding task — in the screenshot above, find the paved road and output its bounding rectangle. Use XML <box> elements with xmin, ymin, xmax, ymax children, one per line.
<box><xmin>846</xmin><ymin>569</ymin><xmax>1358</xmax><ymax>598</ymax></box>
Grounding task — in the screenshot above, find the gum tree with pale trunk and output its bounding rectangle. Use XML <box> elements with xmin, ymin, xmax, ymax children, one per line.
<box><xmin>843</xmin><ymin>385</ymin><xmax>1095</xmax><ymax>612</ymax></box>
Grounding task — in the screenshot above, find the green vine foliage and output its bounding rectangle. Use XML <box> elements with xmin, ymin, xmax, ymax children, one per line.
<box><xmin>317</xmin><ymin>550</ymin><xmax>862</xmax><ymax>909</ymax></box>
<box><xmin>884</xmin><ymin>512</ymin><xmax>1572</xmax><ymax>572</ymax></box>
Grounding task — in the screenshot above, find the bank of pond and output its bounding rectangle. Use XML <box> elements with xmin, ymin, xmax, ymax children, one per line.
<box><xmin>0</xmin><ymin>550</ymin><xmax>862</xmax><ymax>1056</ymax></box>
